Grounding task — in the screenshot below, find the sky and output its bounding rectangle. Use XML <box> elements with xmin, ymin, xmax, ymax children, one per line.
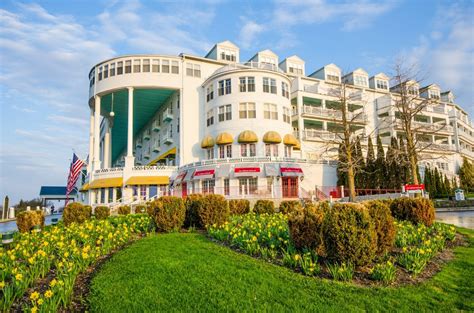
<box><xmin>0</xmin><ymin>0</ymin><xmax>473</xmax><ymax>204</ymax></box>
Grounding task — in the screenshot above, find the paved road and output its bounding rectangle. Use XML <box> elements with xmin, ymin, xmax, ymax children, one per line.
<box><xmin>436</xmin><ymin>210</ymin><xmax>474</xmax><ymax>229</ymax></box>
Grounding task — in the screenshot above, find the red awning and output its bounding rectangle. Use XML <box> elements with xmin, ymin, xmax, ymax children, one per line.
<box><xmin>234</xmin><ymin>165</ymin><xmax>261</xmax><ymax>177</ymax></box>
<box><xmin>193</xmin><ymin>168</ymin><xmax>215</xmax><ymax>180</ymax></box>
<box><xmin>174</xmin><ymin>171</ymin><xmax>187</xmax><ymax>184</ymax></box>
<box><xmin>280</xmin><ymin>165</ymin><xmax>304</xmax><ymax>177</ymax></box>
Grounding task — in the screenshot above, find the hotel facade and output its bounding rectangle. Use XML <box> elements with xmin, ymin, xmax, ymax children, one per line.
<box><xmin>81</xmin><ymin>41</ymin><xmax>474</xmax><ymax>206</ymax></box>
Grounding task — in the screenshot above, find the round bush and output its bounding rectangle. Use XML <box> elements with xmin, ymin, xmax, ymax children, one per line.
<box><xmin>184</xmin><ymin>194</ymin><xmax>206</xmax><ymax>228</ymax></box>
<box><xmin>228</xmin><ymin>199</ymin><xmax>250</xmax><ymax>215</ymax></box>
<box><xmin>149</xmin><ymin>196</ymin><xmax>186</xmax><ymax>232</ymax></box>
<box><xmin>389</xmin><ymin>197</ymin><xmax>435</xmax><ymax>226</ymax></box>
<box><xmin>198</xmin><ymin>194</ymin><xmax>230</xmax><ymax>228</ymax></box>
<box><xmin>253</xmin><ymin>200</ymin><xmax>275</xmax><ymax>214</ymax></box>
<box><xmin>324</xmin><ymin>203</ymin><xmax>377</xmax><ymax>266</ymax></box>
<box><xmin>94</xmin><ymin>206</ymin><xmax>110</xmax><ymax>220</ymax></box>
<box><xmin>363</xmin><ymin>200</ymin><xmax>396</xmax><ymax>255</ymax></box>
<box><xmin>118</xmin><ymin>205</ymin><xmax>131</xmax><ymax>215</ymax></box>
<box><xmin>63</xmin><ymin>202</ymin><xmax>91</xmax><ymax>226</ymax></box>
<box><xmin>16</xmin><ymin>210</ymin><xmax>45</xmax><ymax>233</ymax></box>
<box><xmin>288</xmin><ymin>202</ymin><xmax>326</xmax><ymax>256</ymax></box>
<box><xmin>279</xmin><ymin>200</ymin><xmax>303</xmax><ymax>215</ymax></box>
<box><xmin>134</xmin><ymin>204</ymin><xmax>146</xmax><ymax>214</ymax></box>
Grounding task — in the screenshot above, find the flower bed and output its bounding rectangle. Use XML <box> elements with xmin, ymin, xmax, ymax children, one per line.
<box><xmin>0</xmin><ymin>214</ymin><xmax>152</xmax><ymax>312</ymax></box>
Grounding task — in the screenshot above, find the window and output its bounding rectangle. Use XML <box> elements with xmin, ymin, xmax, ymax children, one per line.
<box><xmin>171</xmin><ymin>61</ymin><xmax>179</xmax><ymax>74</ymax></box>
<box><xmin>218</xmin><ymin>79</ymin><xmax>231</xmax><ymax>96</ymax></box>
<box><xmin>407</xmin><ymin>86</ymin><xmax>418</xmax><ymax>95</ymax></box>
<box><xmin>224</xmin><ymin>178</ymin><xmax>230</xmax><ymax>196</ymax></box>
<box><xmin>326</xmin><ymin>70</ymin><xmax>339</xmax><ymax>82</ymax></box>
<box><xmin>143</xmin><ymin>59</ymin><xmax>150</xmax><ymax>72</ymax></box>
<box><xmin>283</xmin><ymin>107</ymin><xmax>291</xmax><ymax>123</ymax></box>
<box><xmin>220</xmin><ymin>49</ymin><xmax>236</xmax><ymax>61</ymax></box>
<box><xmin>125</xmin><ymin>60</ymin><xmax>132</xmax><ymax>73</ymax></box>
<box><xmin>108</xmin><ymin>187</ymin><xmax>113</xmax><ymax>203</ymax></box>
<box><xmin>177</xmin><ymin>117</ymin><xmax>179</xmax><ymax>133</ymax></box>
<box><xmin>116</xmin><ymin>187</ymin><xmax>122</xmax><ymax>201</ymax></box>
<box><xmin>218</xmin><ymin>104</ymin><xmax>232</xmax><ymax>122</ymax></box>
<box><xmin>206</xmin><ymin>85</ymin><xmax>214</xmax><ymax>102</ymax></box>
<box><xmin>186</xmin><ymin>63</ymin><xmax>200</xmax><ymax>77</ymax></box>
<box><xmin>265</xmin><ymin>144</ymin><xmax>279</xmax><ymax>157</ymax></box>
<box><xmin>100</xmin><ymin>188</ymin><xmax>105</xmax><ymax>204</ymax></box>
<box><xmin>117</xmin><ymin>61</ymin><xmax>123</xmax><ymax>75</ymax></box>
<box><xmin>282</xmin><ymin>82</ymin><xmax>289</xmax><ymax>98</ymax></box>
<box><xmin>239</xmin><ymin>76</ymin><xmax>255</xmax><ymax>92</ymax></box>
<box><xmin>376</xmin><ymin>80</ymin><xmax>388</xmax><ymax>90</ymax></box>
<box><xmin>152</xmin><ymin>59</ymin><xmax>160</xmax><ymax>72</ymax></box>
<box><xmin>103</xmin><ymin>65</ymin><xmax>109</xmax><ymax>79</ymax></box>
<box><xmin>289</xmin><ymin>64</ymin><xmax>303</xmax><ymax>75</ymax></box>
<box><xmin>263</xmin><ymin>77</ymin><xmax>277</xmax><ymax>93</ymax></box>
<box><xmin>218</xmin><ymin>144</ymin><xmax>232</xmax><ymax>158</ymax></box>
<box><xmin>239</xmin><ymin>102</ymin><xmax>256</xmax><ymax>119</ymax></box>
<box><xmin>241</xmin><ymin>143</ymin><xmax>256</xmax><ymax>157</ymax></box>
<box><xmin>202</xmin><ymin>179</ymin><xmax>215</xmax><ymax>194</ymax></box>
<box><xmin>284</xmin><ymin>145</ymin><xmax>292</xmax><ymax>157</ymax></box>
<box><xmin>110</xmin><ymin>63</ymin><xmax>115</xmax><ymax>76</ymax></box>
<box><xmin>207</xmin><ymin>148</ymin><xmax>214</xmax><ymax>159</ymax></box>
<box><xmin>98</xmin><ymin>66</ymin><xmax>103</xmax><ymax>81</ymax></box>
<box><xmin>186</xmin><ymin>63</ymin><xmax>193</xmax><ymax>76</ymax></box>
<box><xmin>207</xmin><ymin>109</ymin><xmax>214</xmax><ymax>126</ymax></box>
<box><xmin>133</xmin><ymin>59</ymin><xmax>141</xmax><ymax>73</ymax></box>
<box><xmin>429</xmin><ymin>90</ymin><xmax>440</xmax><ymax>100</ymax></box>
<box><xmin>264</xmin><ymin>103</ymin><xmax>278</xmax><ymax>120</ymax></box>
<box><xmin>354</xmin><ymin>75</ymin><xmax>367</xmax><ymax>86</ymax></box>
<box><xmin>239</xmin><ymin>178</ymin><xmax>258</xmax><ymax>195</ymax></box>
<box><xmin>162</xmin><ymin>60</ymin><xmax>170</xmax><ymax>73</ymax></box>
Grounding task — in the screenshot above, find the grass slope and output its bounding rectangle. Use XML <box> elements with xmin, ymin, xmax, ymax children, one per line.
<box><xmin>89</xmin><ymin>229</ymin><xmax>474</xmax><ymax>312</ymax></box>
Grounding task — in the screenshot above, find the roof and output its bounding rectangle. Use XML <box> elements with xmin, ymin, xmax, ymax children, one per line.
<box><xmin>419</xmin><ymin>83</ymin><xmax>440</xmax><ymax>92</ymax></box>
<box><xmin>39</xmin><ymin>186</ymin><xmax>77</xmax><ymax>196</ymax></box>
<box><xmin>204</xmin><ymin>40</ymin><xmax>239</xmax><ymax>58</ymax></box>
<box><xmin>371</xmin><ymin>72</ymin><xmax>389</xmax><ymax>80</ymax></box>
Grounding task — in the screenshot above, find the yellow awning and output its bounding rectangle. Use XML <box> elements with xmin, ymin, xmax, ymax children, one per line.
<box><xmin>263</xmin><ymin>131</ymin><xmax>282</xmax><ymax>144</ymax></box>
<box><xmin>201</xmin><ymin>135</ymin><xmax>215</xmax><ymax>149</ymax></box>
<box><xmin>216</xmin><ymin>132</ymin><xmax>233</xmax><ymax>145</ymax></box>
<box><xmin>88</xmin><ymin>177</ymin><xmax>123</xmax><ymax>189</ymax></box>
<box><xmin>294</xmin><ymin>140</ymin><xmax>301</xmax><ymax>150</ymax></box>
<box><xmin>148</xmin><ymin>147</ymin><xmax>177</xmax><ymax>165</ymax></box>
<box><xmin>238</xmin><ymin>130</ymin><xmax>258</xmax><ymax>143</ymax></box>
<box><xmin>283</xmin><ymin>134</ymin><xmax>298</xmax><ymax>146</ymax></box>
<box><xmin>79</xmin><ymin>183</ymin><xmax>89</xmax><ymax>191</ymax></box>
<box><xmin>126</xmin><ymin>176</ymin><xmax>169</xmax><ymax>185</ymax></box>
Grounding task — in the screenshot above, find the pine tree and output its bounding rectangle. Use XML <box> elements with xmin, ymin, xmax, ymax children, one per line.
<box><xmin>365</xmin><ymin>136</ymin><xmax>376</xmax><ymax>189</ymax></box>
<box><xmin>375</xmin><ymin>135</ymin><xmax>386</xmax><ymax>189</ymax></box>
<box><xmin>354</xmin><ymin>136</ymin><xmax>365</xmax><ymax>189</ymax></box>
<box><xmin>337</xmin><ymin>142</ymin><xmax>348</xmax><ymax>187</ymax></box>
<box><xmin>385</xmin><ymin>137</ymin><xmax>398</xmax><ymax>189</ymax></box>
<box><xmin>444</xmin><ymin>175</ymin><xmax>451</xmax><ymax>197</ymax></box>
<box><xmin>424</xmin><ymin>167</ymin><xmax>432</xmax><ymax>195</ymax></box>
<box><xmin>398</xmin><ymin>137</ymin><xmax>410</xmax><ymax>185</ymax></box>
<box><xmin>459</xmin><ymin>157</ymin><xmax>474</xmax><ymax>192</ymax></box>
<box><xmin>433</xmin><ymin>167</ymin><xmax>441</xmax><ymax>198</ymax></box>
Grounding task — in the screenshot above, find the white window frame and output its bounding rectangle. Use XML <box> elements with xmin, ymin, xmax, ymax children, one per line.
<box><xmin>239</xmin><ymin>102</ymin><xmax>256</xmax><ymax>119</ymax></box>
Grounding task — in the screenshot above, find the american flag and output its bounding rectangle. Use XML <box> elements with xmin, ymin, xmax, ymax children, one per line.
<box><xmin>65</xmin><ymin>153</ymin><xmax>85</xmax><ymax>205</ymax></box>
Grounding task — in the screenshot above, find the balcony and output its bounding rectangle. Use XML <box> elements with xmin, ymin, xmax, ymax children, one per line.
<box><xmin>163</xmin><ymin>109</ymin><xmax>173</xmax><ymax>123</ymax></box>
<box><xmin>152</xmin><ymin>143</ymin><xmax>161</xmax><ymax>153</ymax></box>
<box><xmin>143</xmin><ymin>129</ymin><xmax>151</xmax><ymax>141</ymax></box>
<box><xmin>457</xmin><ymin>127</ymin><xmax>474</xmax><ymax>144</ymax></box>
<box><xmin>131</xmin><ymin>165</ymin><xmax>177</xmax><ymax>177</ymax></box>
<box><xmin>143</xmin><ymin>152</ymin><xmax>151</xmax><ymax>160</ymax></box>
<box><xmin>135</xmin><ymin>138</ymin><xmax>143</xmax><ymax>148</ymax></box>
<box><xmin>152</xmin><ymin>120</ymin><xmax>161</xmax><ymax>132</ymax></box>
<box><xmin>163</xmin><ymin>133</ymin><xmax>173</xmax><ymax>145</ymax></box>
<box><xmin>301</xmin><ymin>106</ymin><xmax>367</xmax><ymax>123</ymax></box>
<box><xmin>395</xmin><ymin>121</ymin><xmax>453</xmax><ymax>134</ymax></box>
<box><xmin>211</xmin><ymin>61</ymin><xmax>284</xmax><ymax>77</ymax></box>
<box><xmin>302</xmin><ymin>129</ymin><xmax>337</xmax><ymax>141</ymax></box>
<box><xmin>418</xmin><ymin>142</ymin><xmax>453</xmax><ymax>151</ymax></box>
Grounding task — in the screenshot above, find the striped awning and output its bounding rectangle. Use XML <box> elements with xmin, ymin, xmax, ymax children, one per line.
<box><xmin>88</xmin><ymin>177</ymin><xmax>123</xmax><ymax>189</ymax></box>
<box><xmin>280</xmin><ymin>164</ymin><xmax>304</xmax><ymax>177</ymax></box>
<box><xmin>174</xmin><ymin>171</ymin><xmax>187</xmax><ymax>184</ymax></box>
<box><xmin>193</xmin><ymin>167</ymin><xmax>215</xmax><ymax>180</ymax></box>
<box><xmin>126</xmin><ymin>176</ymin><xmax>169</xmax><ymax>185</ymax></box>
<box><xmin>234</xmin><ymin>164</ymin><xmax>261</xmax><ymax>177</ymax></box>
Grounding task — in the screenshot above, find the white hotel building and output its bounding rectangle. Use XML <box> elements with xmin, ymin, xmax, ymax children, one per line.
<box><xmin>81</xmin><ymin>40</ymin><xmax>474</xmax><ymax>206</ymax></box>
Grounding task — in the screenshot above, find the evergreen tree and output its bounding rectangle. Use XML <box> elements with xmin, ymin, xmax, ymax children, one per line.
<box><xmin>423</xmin><ymin>166</ymin><xmax>431</xmax><ymax>195</ymax></box>
<box><xmin>337</xmin><ymin>142</ymin><xmax>348</xmax><ymax>187</ymax></box>
<box><xmin>365</xmin><ymin>136</ymin><xmax>376</xmax><ymax>189</ymax></box>
<box><xmin>354</xmin><ymin>136</ymin><xmax>365</xmax><ymax>189</ymax></box>
<box><xmin>433</xmin><ymin>167</ymin><xmax>441</xmax><ymax>198</ymax></box>
<box><xmin>444</xmin><ymin>174</ymin><xmax>451</xmax><ymax>197</ymax></box>
<box><xmin>385</xmin><ymin>137</ymin><xmax>398</xmax><ymax>189</ymax></box>
<box><xmin>375</xmin><ymin>135</ymin><xmax>386</xmax><ymax>189</ymax></box>
<box><xmin>459</xmin><ymin>157</ymin><xmax>474</xmax><ymax>192</ymax></box>
<box><xmin>398</xmin><ymin>137</ymin><xmax>410</xmax><ymax>185</ymax></box>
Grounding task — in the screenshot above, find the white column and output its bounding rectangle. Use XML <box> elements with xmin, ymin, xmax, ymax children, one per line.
<box><xmin>87</xmin><ymin>108</ymin><xmax>94</xmax><ymax>174</ymax></box>
<box><xmin>296</xmin><ymin>81</ymin><xmax>304</xmax><ymax>155</ymax></box>
<box><xmin>125</xmin><ymin>87</ymin><xmax>135</xmax><ymax>168</ymax></box>
<box><xmin>92</xmin><ymin>96</ymin><xmax>101</xmax><ymax>171</ymax></box>
<box><xmin>104</xmin><ymin>123</ymin><xmax>111</xmax><ymax>168</ymax></box>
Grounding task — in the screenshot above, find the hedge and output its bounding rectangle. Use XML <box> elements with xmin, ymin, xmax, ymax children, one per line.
<box><xmin>184</xmin><ymin>194</ymin><xmax>206</xmax><ymax>228</ymax></box>
<box><xmin>288</xmin><ymin>202</ymin><xmax>326</xmax><ymax>256</ymax></box>
<box><xmin>16</xmin><ymin>210</ymin><xmax>45</xmax><ymax>233</ymax></box>
<box><xmin>198</xmin><ymin>194</ymin><xmax>229</xmax><ymax>228</ymax></box>
<box><xmin>279</xmin><ymin>200</ymin><xmax>302</xmax><ymax>215</ymax></box>
<box><xmin>63</xmin><ymin>202</ymin><xmax>91</xmax><ymax>226</ymax></box>
<box><xmin>118</xmin><ymin>205</ymin><xmax>131</xmax><ymax>215</ymax></box>
<box><xmin>94</xmin><ymin>206</ymin><xmax>110</xmax><ymax>220</ymax></box>
<box><xmin>363</xmin><ymin>200</ymin><xmax>396</xmax><ymax>255</ymax></box>
<box><xmin>253</xmin><ymin>200</ymin><xmax>275</xmax><ymax>214</ymax></box>
<box><xmin>228</xmin><ymin>199</ymin><xmax>251</xmax><ymax>215</ymax></box>
<box><xmin>148</xmin><ymin>196</ymin><xmax>186</xmax><ymax>232</ymax></box>
<box><xmin>390</xmin><ymin>198</ymin><xmax>435</xmax><ymax>226</ymax></box>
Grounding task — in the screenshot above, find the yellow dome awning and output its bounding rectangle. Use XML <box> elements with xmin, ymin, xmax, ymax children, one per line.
<box><xmin>79</xmin><ymin>183</ymin><xmax>89</xmax><ymax>192</ymax></box>
<box><xmin>201</xmin><ymin>135</ymin><xmax>215</xmax><ymax>149</ymax></box>
<box><xmin>283</xmin><ymin>134</ymin><xmax>298</xmax><ymax>146</ymax></box>
<box><xmin>88</xmin><ymin>177</ymin><xmax>123</xmax><ymax>189</ymax></box>
<box><xmin>126</xmin><ymin>176</ymin><xmax>169</xmax><ymax>185</ymax></box>
<box><xmin>216</xmin><ymin>132</ymin><xmax>234</xmax><ymax>145</ymax></box>
<box><xmin>294</xmin><ymin>140</ymin><xmax>301</xmax><ymax>150</ymax></box>
<box><xmin>263</xmin><ymin>131</ymin><xmax>282</xmax><ymax>144</ymax></box>
<box><xmin>238</xmin><ymin>130</ymin><xmax>258</xmax><ymax>143</ymax></box>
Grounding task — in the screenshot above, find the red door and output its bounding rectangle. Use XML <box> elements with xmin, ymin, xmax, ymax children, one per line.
<box><xmin>282</xmin><ymin>177</ymin><xmax>298</xmax><ymax>198</ymax></box>
<box><xmin>182</xmin><ymin>182</ymin><xmax>187</xmax><ymax>198</ymax></box>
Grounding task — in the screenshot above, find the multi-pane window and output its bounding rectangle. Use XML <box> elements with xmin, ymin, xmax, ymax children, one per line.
<box><xmin>218</xmin><ymin>79</ymin><xmax>231</xmax><ymax>96</ymax></box>
<box><xmin>354</xmin><ymin>75</ymin><xmax>368</xmax><ymax>86</ymax></box>
<box><xmin>103</xmin><ymin>65</ymin><xmax>109</xmax><ymax>79</ymax></box>
<box><xmin>407</xmin><ymin>86</ymin><xmax>418</xmax><ymax>96</ymax></box>
<box><xmin>264</xmin><ymin>103</ymin><xmax>278</xmax><ymax>120</ymax></box>
<box><xmin>125</xmin><ymin>60</ymin><xmax>132</xmax><ymax>73</ymax></box>
<box><xmin>283</xmin><ymin>107</ymin><xmax>291</xmax><ymax>124</ymax></box>
<box><xmin>143</xmin><ymin>59</ymin><xmax>150</xmax><ymax>72</ymax></box>
<box><xmin>239</xmin><ymin>102</ymin><xmax>256</xmax><ymax>119</ymax></box>
<box><xmin>220</xmin><ymin>49</ymin><xmax>236</xmax><ymax>61</ymax></box>
<box><xmin>241</xmin><ymin>143</ymin><xmax>256</xmax><ymax>157</ymax></box>
<box><xmin>117</xmin><ymin>61</ymin><xmax>123</xmax><ymax>75</ymax></box>
<box><xmin>265</xmin><ymin>144</ymin><xmax>279</xmax><ymax>157</ymax></box>
<box><xmin>219</xmin><ymin>145</ymin><xmax>232</xmax><ymax>158</ymax></box>
<box><xmin>186</xmin><ymin>63</ymin><xmax>200</xmax><ymax>77</ymax></box>
<box><xmin>239</xmin><ymin>76</ymin><xmax>255</xmax><ymax>92</ymax></box>
<box><xmin>376</xmin><ymin>80</ymin><xmax>388</xmax><ymax>90</ymax></box>
<box><xmin>326</xmin><ymin>70</ymin><xmax>339</xmax><ymax>82</ymax></box>
<box><xmin>98</xmin><ymin>66</ymin><xmax>103</xmax><ymax>81</ymax></box>
<box><xmin>263</xmin><ymin>77</ymin><xmax>277</xmax><ymax>94</ymax></box>
<box><xmin>206</xmin><ymin>109</ymin><xmax>214</xmax><ymax>126</ymax></box>
<box><xmin>186</xmin><ymin>63</ymin><xmax>193</xmax><ymax>76</ymax></box>
<box><xmin>207</xmin><ymin>148</ymin><xmax>214</xmax><ymax>159</ymax></box>
<box><xmin>289</xmin><ymin>64</ymin><xmax>303</xmax><ymax>75</ymax></box>
<box><xmin>133</xmin><ymin>59</ymin><xmax>141</xmax><ymax>73</ymax></box>
<box><xmin>162</xmin><ymin>60</ymin><xmax>170</xmax><ymax>73</ymax></box>
<box><xmin>282</xmin><ymin>82</ymin><xmax>289</xmax><ymax>98</ymax></box>
<box><xmin>218</xmin><ymin>104</ymin><xmax>232</xmax><ymax>122</ymax></box>
<box><xmin>284</xmin><ymin>145</ymin><xmax>292</xmax><ymax>158</ymax></box>
<box><xmin>171</xmin><ymin>61</ymin><xmax>179</xmax><ymax>74</ymax></box>
<box><xmin>202</xmin><ymin>179</ymin><xmax>215</xmax><ymax>194</ymax></box>
<box><xmin>224</xmin><ymin>178</ymin><xmax>230</xmax><ymax>196</ymax></box>
<box><xmin>239</xmin><ymin>178</ymin><xmax>258</xmax><ymax>195</ymax></box>
<box><xmin>110</xmin><ymin>63</ymin><xmax>115</xmax><ymax>76</ymax></box>
<box><xmin>429</xmin><ymin>90</ymin><xmax>440</xmax><ymax>99</ymax></box>
<box><xmin>152</xmin><ymin>59</ymin><xmax>160</xmax><ymax>72</ymax></box>
<box><xmin>108</xmin><ymin>187</ymin><xmax>114</xmax><ymax>203</ymax></box>
<box><xmin>207</xmin><ymin>85</ymin><xmax>214</xmax><ymax>102</ymax></box>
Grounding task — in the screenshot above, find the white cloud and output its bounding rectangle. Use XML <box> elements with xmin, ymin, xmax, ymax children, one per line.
<box><xmin>238</xmin><ymin>19</ymin><xmax>265</xmax><ymax>49</ymax></box>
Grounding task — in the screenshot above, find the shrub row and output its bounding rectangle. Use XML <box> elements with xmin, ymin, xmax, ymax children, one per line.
<box><xmin>389</xmin><ymin>198</ymin><xmax>435</xmax><ymax>226</ymax></box>
<box><xmin>16</xmin><ymin>210</ymin><xmax>45</xmax><ymax>233</ymax></box>
<box><xmin>63</xmin><ymin>203</ymin><xmax>92</xmax><ymax>226</ymax></box>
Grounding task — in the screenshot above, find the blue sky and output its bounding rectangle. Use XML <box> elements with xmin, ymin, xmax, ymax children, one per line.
<box><xmin>0</xmin><ymin>0</ymin><xmax>473</xmax><ymax>204</ymax></box>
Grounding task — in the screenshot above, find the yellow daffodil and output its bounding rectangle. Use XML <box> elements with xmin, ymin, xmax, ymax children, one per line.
<box><xmin>30</xmin><ymin>291</ymin><xmax>40</xmax><ymax>301</ymax></box>
<box><xmin>15</xmin><ymin>273</ymin><xmax>23</xmax><ymax>281</ymax></box>
<box><xmin>44</xmin><ymin>290</ymin><xmax>53</xmax><ymax>298</ymax></box>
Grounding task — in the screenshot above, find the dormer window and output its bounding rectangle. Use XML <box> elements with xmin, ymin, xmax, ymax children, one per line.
<box><xmin>288</xmin><ymin>63</ymin><xmax>303</xmax><ymax>75</ymax></box>
<box><xmin>429</xmin><ymin>90</ymin><xmax>440</xmax><ymax>100</ymax></box>
<box><xmin>354</xmin><ymin>75</ymin><xmax>368</xmax><ymax>87</ymax></box>
<box><xmin>220</xmin><ymin>49</ymin><xmax>236</xmax><ymax>62</ymax></box>
<box><xmin>260</xmin><ymin>56</ymin><xmax>276</xmax><ymax>69</ymax></box>
<box><xmin>326</xmin><ymin>70</ymin><xmax>340</xmax><ymax>82</ymax></box>
<box><xmin>376</xmin><ymin>80</ymin><xmax>388</xmax><ymax>90</ymax></box>
<box><xmin>407</xmin><ymin>86</ymin><xmax>418</xmax><ymax>96</ymax></box>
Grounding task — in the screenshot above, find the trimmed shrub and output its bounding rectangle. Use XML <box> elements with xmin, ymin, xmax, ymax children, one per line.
<box><xmin>63</xmin><ymin>202</ymin><xmax>91</xmax><ymax>226</ymax></box>
<box><xmin>288</xmin><ymin>202</ymin><xmax>326</xmax><ymax>256</ymax></box>
<box><xmin>279</xmin><ymin>200</ymin><xmax>303</xmax><ymax>215</ymax></box>
<box><xmin>134</xmin><ymin>204</ymin><xmax>147</xmax><ymax>214</ymax></box>
<box><xmin>324</xmin><ymin>203</ymin><xmax>377</xmax><ymax>266</ymax></box>
<box><xmin>184</xmin><ymin>194</ymin><xmax>206</xmax><ymax>228</ymax></box>
<box><xmin>149</xmin><ymin>196</ymin><xmax>186</xmax><ymax>232</ymax></box>
<box><xmin>390</xmin><ymin>198</ymin><xmax>435</xmax><ymax>226</ymax></box>
<box><xmin>363</xmin><ymin>200</ymin><xmax>396</xmax><ymax>255</ymax></box>
<box><xmin>229</xmin><ymin>199</ymin><xmax>251</xmax><ymax>215</ymax></box>
<box><xmin>16</xmin><ymin>210</ymin><xmax>45</xmax><ymax>233</ymax></box>
<box><xmin>118</xmin><ymin>205</ymin><xmax>131</xmax><ymax>215</ymax></box>
<box><xmin>198</xmin><ymin>194</ymin><xmax>230</xmax><ymax>228</ymax></box>
<box><xmin>253</xmin><ymin>200</ymin><xmax>275</xmax><ymax>214</ymax></box>
<box><xmin>94</xmin><ymin>206</ymin><xmax>110</xmax><ymax>220</ymax></box>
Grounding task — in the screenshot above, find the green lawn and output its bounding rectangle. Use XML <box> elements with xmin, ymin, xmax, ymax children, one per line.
<box><xmin>89</xmin><ymin>229</ymin><xmax>474</xmax><ymax>312</ymax></box>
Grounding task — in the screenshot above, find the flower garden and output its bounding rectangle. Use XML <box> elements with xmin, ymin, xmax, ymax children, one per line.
<box><xmin>1</xmin><ymin>195</ymin><xmax>472</xmax><ymax>312</ymax></box>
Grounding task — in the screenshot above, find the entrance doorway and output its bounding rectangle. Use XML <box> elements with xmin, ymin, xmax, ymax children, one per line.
<box><xmin>182</xmin><ymin>182</ymin><xmax>187</xmax><ymax>197</ymax></box>
<box><xmin>282</xmin><ymin>177</ymin><xmax>298</xmax><ymax>198</ymax></box>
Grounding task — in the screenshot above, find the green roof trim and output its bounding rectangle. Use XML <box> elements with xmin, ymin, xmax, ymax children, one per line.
<box><xmin>303</xmin><ymin>97</ymin><xmax>322</xmax><ymax>106</ymax></box>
